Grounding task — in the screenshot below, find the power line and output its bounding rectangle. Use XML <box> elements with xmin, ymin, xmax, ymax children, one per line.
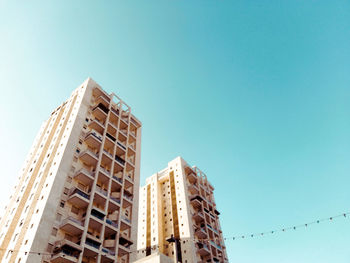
<box><xmin>220</xmin><ymin>211</ymin><xmax>349</xmax><ymax>241</ymax></box>
<box><xmin>0</xmin><ymin>211</ymin><xmax>348</xmax><ymax>257</ymax></box>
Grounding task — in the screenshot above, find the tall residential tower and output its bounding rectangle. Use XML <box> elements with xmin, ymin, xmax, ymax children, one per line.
<box><xmin>136</xmin><ymin>157</ymin><xmax>228</xmax><ymax>263</ymax></box>
<box><xmin>0</xmin><ymin>78</ymin><xmax>142</xmax><ymax>263</ymax></box>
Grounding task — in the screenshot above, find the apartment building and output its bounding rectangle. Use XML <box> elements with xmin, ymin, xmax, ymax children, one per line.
<box><xmin>136</xmin><ymin>157</ymin><xmax>228</xmax><ymax>263</ymax></box>
<box><xmin>0</xmin><ymin>78</ymin><xmax>141</xmax><ymax>263</ymax></box>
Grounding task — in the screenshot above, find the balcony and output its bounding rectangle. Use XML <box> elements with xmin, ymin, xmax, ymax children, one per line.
<box><xmin>102</xmin><ymin>150</ymin><xmax>113</xmax><ymax>166</ymax></box>
<box><xmin>101</xmin><ymin>247</ymin><xmax>115</xmax><ymax>261</ymax></box>
<box><xmin>67</xmin><ymin>188</ymin><xmax>90</xmax><ymax>208</ymax></box>
<box><xmin>129</xmin><ymin>129</ymin><xmax>136</xmax><ymax>138</ymax></box>
<box><xmin>197</xmin><ymin>242</ymin><xmax>210</xmax><ymax>256</ymax></box>
<box><xmin>192</xmin><ymin>211</ymin><xmax>205</xmax><ymax>223</ymax></box>
<box><xmin>125</xmin><ymin>171</ymin><xmax>134</xmax><ymax>182</ymax></box>
<box><xmin>104</xmin><ymin>148</ymin><xmax>114</xmax><ymax>158</ymax></box>
<box><xmin>210</xmin><ymin>240</ymin><xmax>222</xmax><ymax>251</ymax></box>
<box><xmin>106</xmin><ymin>132</ymin><xmax>116</xmax><ymax>142</ymax></box>
<box><xmin>51</xmin><ymin>250</ymin><xmax>79</xmax><ymax>263</ymax></box>
<box><xmin>99</xmin><ymin>166</ymin><xmax>111</xmax><ymax>177</ymax></box>
<box><xmin>185</xmin><ymin>166</ymin><xmax>196</xmax><ymax>178</ymax></box>
<box><xmin>110</xmin><ymin>191</ymin><xmax>121</xmax><ymax>205</ymax></box>
<box><xmin>79</xmin><ymin>149</ymin><xmax>98</xmax><ymax>166</ymax></box>
<box><xmin>85</xmin><ymin>237</ymin><xmax>101</xmax><ymax>251</ymax></box>
<box><xmin>130</xmin><ymin>117</ymin><xmax>140</xmax><ymax>127</ymax></box>
<box><xmin>121</xmin><ymin>216</ymin><xmax>131</xmax><ymax>224</ymax></box>
<box><xmin>91</xmin><ymin>208</ymin><xmax>106</xmax><ymax>221</ymax></box>
<box><xmin>117</xmin><ymin>141</ymin><xmax>126</xmax><ymax>150</ymax></box>
<box><xmin>110</xmin><ymin>196</ymin><xmax>121</xmax><ymax>205</ymax></box>
<box><xmin>88</xmin><ymin>119</ymin><xmax>105</xmax><ymax>135</ymax></box>
<box><xmin>95</xmin><ymin>95</ymin><xmax>110</xmax><ymax>108</ymax></box>
<box><xmin>129</xmin><ymin>142</ymin><xmax>136</xmax><ymax>152</ymax></box>
<box><xmin>92</xmin><ymin>103</ymin><xmax>108</xmax><ymax>120</ymax></box>
<box><xmin>59</xmin><ymin>217</ymin><xmax>84</xmax><ymax>235</ymax></box>
<box><xmin>126</xmin><ymin>155</ymin><xmax>135</xmax><ymax>166</ymax></box>
<box><xmin>120</xmin><ymin>129</ymin><xmax>127</xmax><ymax>136</ymax></box>
<box><xmin>84</xmin><ymin>130</ymin><xmax>102</xmax><ymax>149</ymax></box>
<box><xmin>115</xmin><ymin>155</ymin><xmax>125</xmax><ymax>166</ymax></box>
<box><xmin>118</xmin><ymin>236</ymin><xmax>133</xmax><ymax>256</ymax></box>
<box><xmin>74</xmin><ymin>169</ymin><xmax>94</xmax><ymax>185</ymax></box>
<box><xmin>96</xmin><ymin>186</ymin><xmax>108</xmax><ymax>197</ymax></box>
<box><xmin>120</xmin><ymin>116</ymin><xmax>129</xmax><ymax>125</ymax></box>
<box><xmin>195</xmin><ymin>227</ymin><xmax>207</xmax><ymax>239</ymax></box>
<box><xmin>188</xmin><ymin>183</ymin><xmax>199</xmax><ymax>195</ymax></box>
<box><xmin>106</xmin><ymin>218</ymin><xmax>118</xmax><ymax>229</ymax></box>
<box><xmin>111</xmin><ymin>106</ymin><xmax>119</xmax><ymax>116</ymax></box>
<box><xmin>207</xmin><ymin>224</ymin><xmax>219</xmax><ymax>235</ymax></box>
<box><xmin>123</xmin><ymin>190</ymin><xmax>133</xmax><ymax>203</ymax></box>
<box><xmin>112</xmin><ymin>175</ymin><xmax>123</xmax><ymax>184</ymax></box>
<box><xmin>51</xmin><ymin>239</ymin><xmax>81</xmax><ymax>263</ymax></box>
<box><xmin>190</xmin><ymin>195</ymin><xmax>203</xmax><ymax>208</ymax></box>
<box><xmin>54</xmin><ymin>239</ymin><xmax>82</xmax><ymax>252</ymax></box>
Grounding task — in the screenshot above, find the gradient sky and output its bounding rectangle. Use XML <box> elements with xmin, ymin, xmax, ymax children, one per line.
<box><xmin>1</xmin><ymin>1</ymin><xmax>350</xmax><ymax>262</ymax></box>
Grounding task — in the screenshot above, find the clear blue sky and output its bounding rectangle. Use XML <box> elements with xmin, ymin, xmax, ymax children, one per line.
<box><xmin>0</xmin><ymin>1</ymin><xmax>350</xmax><ymax>262</ymax></box>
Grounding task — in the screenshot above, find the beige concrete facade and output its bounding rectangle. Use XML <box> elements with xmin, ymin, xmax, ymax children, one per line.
<box><xmin>133</xmin><ymin>253</ymin><xmax>173</xmax><ymax>263</ymax></box>
<box><xmin>136</xmin><ymin>157</ymin><xmax>228</xmax><ymax>263</ymax></box>
<box><xmin>0</xmin><ymin>78</ymin><xmax>142</xmax><ymax>263</ymax></box>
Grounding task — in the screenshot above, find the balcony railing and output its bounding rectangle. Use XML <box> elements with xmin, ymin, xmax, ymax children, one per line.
<box><xmin>103</xmin><ymin>149</ymin><xmax>113</xmax><ymax>158</ymax></box>
<box><xmin>113</xmin><ymin>175</ymin><xmax>123</xmax><ymax>184</ymax></box>
<box><xmin>126</xmin><ymin>172</ymin><xmax>134</xmax><ymax>182</ymax></box>
<box><xmin>115</xmin><ymin>155</ymin><xmax>125</xmax><ymax>166</ymax></box>
<box><xmin>74</xmin><ymin>168</ymin><xmax>95</xmax><ymax>181</ymax></box>
<box><xmin>117</xmin><ymin>142</ymin><xmax>126</xmax><ymax>150</ymax></box>
<box><xmin>207</xmin><ymin>224</ymin><xmax>219</xmax><ymax>235</ymax></box>
<box><xmin>79</xmin><ymin>150</ymin><xmax>99</xmax><ymax>167</ymax></box>
<box><xmin>61</xmin><ymin>216</ymin><xmax>83</xmax><ymax>227</ymax></box>
<box><xmin>106</xmin><ymin>133</ymin><xmax>116</xmax><ymax>142</ymax></box>
<box><xmin>111</xmin><ymin>107</ymin><xmax>119</xmax><ymax>116</ymax></box>
<box><xmin>210</xmin><ymin>240</ymin><xmax>222</xmax><ymax>251</ymax></box>
<box><xmin>130</xmin><ymin>118</ymin><xmax>138</xmax><ymax>126</ymax></box>
<box><xmin>85</xmin><ymin>238</ymin><xmax>101</xmax><ymax>250</ymax></box>
<box><xmin>123</xmin><ymin>193</ymin><xmax>133</xmax><ymax>202</ymax></box>
<box><xmin>93</xmin><ymin>103</ymin><xmax>109</xmax><ymax>114</ymax></box>
<box><xmin>69</xmin><ymin>188</ymin><xmax>90</xmax><ymax>200</ymax></box>
<box><xmin>121</xmin><ymin>216</ymin><xmax>131</xmax><ymax>224</ymax></box>
<box><xmin>51</xmin><ymin>249</ymin><xmax>79</xmax><ymax>262</ymax></box>
<box><xmin>93</xmin><ymin>118</ymin><xmax>105</xmax><ymax>127</ymax></box>
<box><xmin>88</xmin><ymin>130</ymin><xmax>103</xmax><ymax>141</ymax></box>
<box><xmin>129</xmin><ymin>143</ymin><xmax>136</xmax><ymax>151</ymax></box>
<box><xmin>99</xmin><ymin>166</ymin><xmax>111</xmax><ymax>176</ymax></box>
<box><xmin>130</xmin><ymin>130</ymin><xmax>136</xmax><ymax>137</ymax></box>
<box><xmin>110</xmin><ymin>196</ymin><xmax>121</xmax><ymax>204</ymax></box>
<box><xmin>91</xmin><ymin>208</ymin><xmax>105</xmax><ymax>220</ymax></box>
<box><xmin>106</xmin><ymin>218</ymin><xmax>119</xmax><ymax>228</ymax></box>
<box><xmin>96</xmin><ymin>186</ymin><xmax>108</xmax><ymax>197</ymax></box>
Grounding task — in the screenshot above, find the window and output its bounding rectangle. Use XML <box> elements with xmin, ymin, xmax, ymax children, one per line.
<box><xmin>56</xmin><ymin>213</ymin><xmax>62</xmax><ymax>221</ymax></box>
<box><xmin>46</xmin><ymin>243</ymin><xmax>53</xmax><ymax>253</ymax></box>
<box><xmin>60</xmin><ymin>201</ymin><xmax>65</xmax><ymax>208</ymax></box>
<box><xmin>51</xmin><ymin>228</ymin><xmax>58</xmax><ymax>236</ymax></box>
